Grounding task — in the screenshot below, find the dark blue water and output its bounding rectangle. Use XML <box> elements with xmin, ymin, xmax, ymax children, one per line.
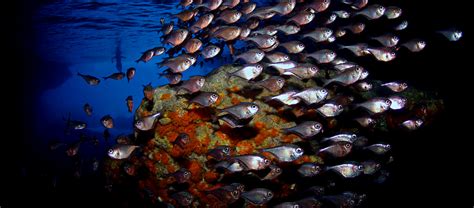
<box><xmin>4</xmin><ymin>0</ymin><xmax>472</xmax><ymax>207</ymax></box>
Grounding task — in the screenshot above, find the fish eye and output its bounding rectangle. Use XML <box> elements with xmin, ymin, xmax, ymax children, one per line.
<box><xmin>257</xmin><ymin>65</ymin><xmax>263</xmax><ymax>69</ymax></box>
<box><xmin>185</xmin><ymin>60</ymin><xmax>191</xmax><ymax>64</ymax></box>
<box><xmin>108</xmin><ymin>149</ymin><xmax>114</xmax><ymax>154</ymax></box>
<box><xmin>251</xmin><ymin>104</ymin><xmax>258</xmax><ymax>109</ymax></box>
<box><xmin>211</xmin><ymin>94</ymin><xmax>218</xmax><ymax>99</ymax></box>
<box><xmin>232</xmin><ymin>190</ymin><xmax>239</xmax><ymax>196</ymax></box>
<box><xmin>223</xmin><ymin>147</ymin><xmax>230</xmax><ymax>153</ymax></box>
<box><xmin>345</xmin><ymin>143</ymin><xmax>351</xmax><ymax>148</ymax></box>
<box><xmin>284</xmin><ymin>55</ymin><xmax>289</xmax><ymax>59</ymax></box>
<box><xmin>321</xmin><ymin>89</ymin><xmax>327</xmax><ymax>94</ymax></box>
<box><xmin>278</xmin><ymin>78</ymin><xmax>284</xmax><ymax>83</ymax></box>
<box><xmin>338</xmin><ymin>105</ymin><xmax>343</xmax><ymax>110</ymax></box>
<box><xmin>267</xmin><ymin>192</ymin><xmax>273</xmax><ymax>197</ymax></box>
<box><xmin>264</xmin><ymin>159</ymin><xmax>270</xmax><ymax>164</ymax></box>
<box><xmin>275</xmin><ymin>167</ymin><xmax>281</xmax><ymax>173</ymax></box>
<box><xmin>402</xmin><ymin>83</ymin><xmax>408</xmax><ymax>88</ymax></box>
<box><xmin>298</xmin><ymin>43</ymin><xmax>304</xmax><ymax>48</ymax></box>
<box><xmin>315</xmin><ymin>124</ymin><xmax>322</xmax><ymax>130</ymax></box>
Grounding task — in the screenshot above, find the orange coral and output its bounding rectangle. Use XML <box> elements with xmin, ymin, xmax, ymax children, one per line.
<box><xmin>204</xmin><ymin>171</ymin><xmax>219</xmax><ymax>183</ymax></box>
<box><xmin>293</xmin><ymin>155</ymin><xmax>311</xmax><ymax>165</ymax></box>
<box><xmin>187</xmin><ymin>160</ymin><xmax>202</xmax><ymax>182</ymax></box>
<box><xmin>160</xmin><ymin>93</ymin><xmax>172</xmax><ymax>100</ymax></box>
<box><xmin>236</xmin><ymin>140</ymin><xmax>255</xmax><ymax>154</ymax></box>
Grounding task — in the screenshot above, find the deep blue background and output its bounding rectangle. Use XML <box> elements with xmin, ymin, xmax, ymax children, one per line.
<box><xmin>3</xmin><ymin>0</ymin><xmax>472</xmax><ymax>207</ymax></box>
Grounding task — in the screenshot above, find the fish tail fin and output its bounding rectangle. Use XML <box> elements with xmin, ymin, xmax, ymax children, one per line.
<box><xmin>103</xmin><ymin>77</ymin><xmax>109</xmax><ymax>80</ymax></box>
<box><xmin>77</xmin><ymin>73</ymin><xmax>83</xmax><ymax>77</ymax></box>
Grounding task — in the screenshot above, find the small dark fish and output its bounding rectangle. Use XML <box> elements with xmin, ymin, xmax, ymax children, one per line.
<box><xmin>77</xmin><ymin>73</ymin><xmax>100</xmax><ymax>86</ymax></box>
<box><xmin>107</xmin><ymin>144</ymin><xmax>139</xmax><ymax>159</ymax></box>
<box><xmin>298</xmin><ymin>163</ymin><xmax>322</xmax><ymax>177</ymax></box>
<box><xmin>126</xmin><ymin>67</ymin><xmax>136</xmax><ymax>82</ymax></box>
<box><xmin>218</xmin><ymin>102</ymin><xmax>259</xmax><ymax>120</ymax></box>
<box><xmin>135</xmin><ymin>50</ymin><xmax>154</xmax><ymax>63</ymax></box>
<box><xmin>261</xmin><ymin>164</ymin><xmax>282</xmax><ymax>180</ymax></box>
<box><xmin>135</xmin><ymin>112</ymin><xmax>161</xmax><ymax>131</ymax></box>
<box><xmin>103</xmin><ymin>129</ymin><xmax>111</xmax><ymax>142</ymax></box>
<box><xmin>241</xmin><ymin>188</ymin><xmax>273</xmax><ymax>205</ymax></box>
<box><xmin>177</xmin><ymin>76</ymin><xmax>206</xmax><ymax>94</ymax></box>
<box><xmin>161</xmin><ymin>21</ymin><xmax>174</xmax><ymax>35</ymax></box>
<box><xmin>361</xmin><ymin>160</ymin><xmax>381</xmax><ymax>175</ymax></box>
<box><xmin>189</xmin><ymin>92</ymin><xmax>219</xmax><ymax>107</ymax></box>
<box><xmin>241</xmin><ymin>2</ymin><xmax>256</xmax><ymax>14</ymax></box>
<box><xmin>207</xmin><ymin>145</ymin><xmax>231</xmax><ymax>161</ymax></box>
<box><xmin>123</xmin><ymin>162</ymin><xmax>136</xmax><ymax>176</ymax></box>
<box><xmin>173</xmin><ymin>133</ymin><xmax>191</xmax><ymax>149</ymax></box>
<box><xmin>288</xmin><ymin>9</ymin><xmax>315</xmax><ymax>25</ymax></box>
<box><xmin>83</xmin><ymin>103</ymin><xmax>92</xmax><ymax>116</ymax></box>
<box><xmin>66</xmin><ymin>140</ymin><xmax>83</xmax><ymax>157</ymax></box>
<box><xmin>171</xmin><ymin>168</ymin><xmax>191</xmax><ymax>184</ymax></box>
<box><xmin>103</xmin><ymin>72</ymin><xmax>125</xmax><ymax>80</ymax></box>
<box><xmin>171</xmin><ymin>191</ymin><xmax>194</xmax><ymax>206</ymax></box>
<box><xmin>354</xmin><ymin>117</ymin><xmax>376</xmax><ymax>128</ymax></box>
<box><xmin>125</xmin><ymin>96</ymin><xmax>133</xmax><ymax>113</ymax></box>
<box><xmin>164</xmin><ymin>29</ymin><xmax>189</xmax><ymax>47</ymax></box>
<box><xmin>283</xmin><ymin>121</ymin><xmax>323</xmax><ymax>139</ymax></box>
<box><xmin>116</xmin><ymin>134</ymin><xmax>131</xmax><ymax>144</ymax></box>
<box><xmin>100</xmin><ymin>115</ymin><xmax>114</xmax><ymax>129</ymax></box>
<box><xmin>153</xmin><ymin>47</ymin><xmax>166</xmax><ymax>56</ymax></box>
<box><xmin>159</xmin><ymin>71</ymin><xmax>182</xmax><ymax>85</ymax></box>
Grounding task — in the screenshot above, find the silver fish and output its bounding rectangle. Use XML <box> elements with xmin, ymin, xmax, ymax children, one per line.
<box><xmin>288</xmin><ymin>9</ymin><xmax>315</xmax><ymax>25</ymax></box>
<box><xmin>135</xmin><ymin>112</ymin><xmax>161</xmax><ymax>131</ymax></box>
<box><xmin>251</xmin><ymin>25</ymin><xmax>278</xmax><ymax>36</ymax></box>
<box><xmin>280</xmin><ymin>41</ymin><xmax>305</xmax><ymax>54</ymax></box>
<box><xmin>265</xmin><ymin>52</ymin><xmax>290</xmax><ymax>63</ymax></box>
<box><xmin>321</xmin><ymin>133</ymin><xmax>358</xmax><ymax>143</ymax></box>
<box><xmin>253</xmin><ymin>76</ymin><xmax>285</xmax><ymax>92</ymax></box>
<box><xmin>371</xmin><ymin>33</ymin><xmax>399</xmax><ymax>47</ymax></box>
<box><xmin>327</xmin><ymin>164</ymin><xmax>363</xmax><ymax>178</ymax></box>
<box><xmin>401</xmin><ymin>39</ymin><xmax>426</xmax><ymax>52</ymax></box>
<box><xmin>333</xmin><ymin>10</ymin><xmax>350</xmax><ymax>18</ymax></box>
<box><xmin>266</xmin><ymin>60</ymin><xmax>298</xmax><ymax>72</ymax></box>
<box><xmin>177</xmin><ymin>76</ymin><xmax>206</xmax><ymax>94</ymax></box>
<box><xmin>229</xmin><ymin>64</ymin><xmax>263</xmax><ymax>80</ymax></box>
<box><xmin>437</xmin><ymin>29</ymin><xmax>463</xmax><ymax>41</ymax></box>
<box><xmin>275</xmin><ymin>24</ymin><xmax>300</xmax><ymax>35</ymax></box>
<box><xmin>107</xmin><ymin>144</ymin><xmax>139</xmax><ymax>159</ymax></box>
<box><xmin>280</xmin><ymin>64</ymin><xmax>319</xmax><ymax>80</ymax></box>
<box><xmin>324</xmin><ymin>66</ymin><xmax>363</xmax><ymax>86</ymax></box>
<box><xmin>305</xmin><ymin>49</ymin><xmax>337</xmax><ymax>63</ymax></box>
<box><xmin>385</xmin><ymin>6</ymin><xmax>402</xmax><ymax>19</ymax></box>
<box><xmin>77</xmin><ymin>73</ymin><xmax>100</xmax><ymax>86</ymax></box>
<box><xmin>234</xmin><ymin>154</ymin><xmax>271</xmax><ymax>170</ymax></box>
<box><xmin>356</xmin><ymin>98</ymin><xmax>391</xmax><ymax>114</ymax></box>
<box><xmin>318</xmin><ymin>142</ymin><xmax>352</xmax><ymax>157</ymax></box>
<box><xmin>283</xmin><ymin>121</ymin><xmax>323</xmax><ymax>139</ymax></box>
<box><xmin>293</xmin><ymin>87</ymin><xmax>328</xmax><ymax>104</ymax></box>
<box><xmin>394</xmin><ymin>20</ymin><xmax>408</xmax><ymax>31</ymax></box>
<box><xmin>266</xmin><ymin>91</ymin><xmax>301</xmax><ymax>105</ymax></box>
<box><xmin>365</xmin><ymin>144</ymin><xmax>391</xmax><ymax>155</ymax></box>
<box><xmin>297</xmin><ymin>163</ymin><xmax>322</xmax><ymax>177</ymax></box>
<box><xmin>201</xmin><ymin>44</ymin><xmax>221</xmax><ymax>59</ymax></box>
<box><xmin>339</xmin><ymin>43</ymin><xmax>369</xmax><ymax>57</ymax></box>
<box><xmin>381</xmin><ymin>82</ymin><xmax>408</xmax><ymax>92</ymax></box>
<box><xmin>367</xmin><ymin>47</ymin><xmax>396</xmax><ymax>62</ymax></box>
<box><xmin>215</xmin><ymin>160</ymin><xmax>244</xmax><ymax>172</ymax></box>
<box><xmin>324</xmin><ymin>13</ymin><xmax>337</xmax><ymax>25</ymax></box>
<box><xmin>262</xmin><ymin>144</ymin><xmax>304</xmax><ymax>162</ymax></box>
<box><xmin>246</xmin><ymin>34</ymin><xmax>277</xmax><ymax>49</ymax></box>
<box><xmin>234</xmin><ymin>49</ymin><xmax>265</xmax><ymax>64</ymax></box>
<box><xmin>302</xmin><ymin>27</ymin><xmax>333</xmax><ymax>42</ymax></box>
<box><xmin>190</xmin><ymin>92</ymin><xmax>219</xmax><ymax>107</ymax></box>
<box><xmin>355</xmin><ymin>4</ymin><xmax>385</xmax><ymax>20</ymax></box>
<box><xmin>355</xmin><ymin>81</ymin><xmax>373</xmax><ymax>91</ymax></box>
<box><xmin>388</xmin><ymin>96</ymin><xmax>406</xmax><ymax>110</ymax></box>
<box><xmin>241</xmin><ymin>188</ymin><xmax>273</xmax><ymax>205</ymax></box>
<box><xmin>317</xmin><ymin>103</ymin><xmax>343</xmax><ymax>117</ymax></box>
<box><xmin>218</xmin><ymin>102</ymin><xmax>259</xmax><ymax>120</ymax></box>
<box><xmin>402</xmin><ymin>119</ymin><xmax>423</xmax><ymax>130</ymax></box>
